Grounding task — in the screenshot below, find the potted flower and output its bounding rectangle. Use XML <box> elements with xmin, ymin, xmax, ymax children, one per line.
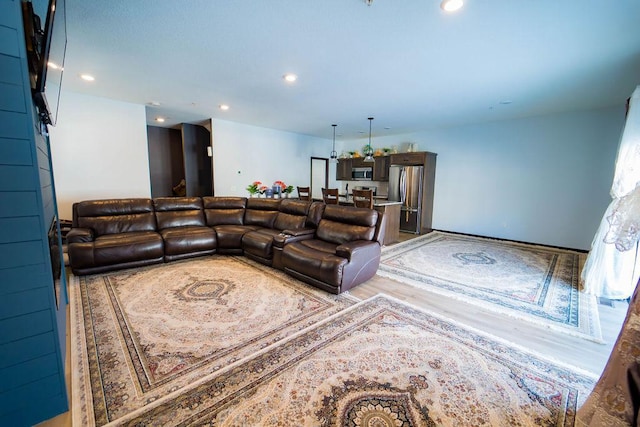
<box><xmin>273</xmin><ymin>181</ymin><xmax>295</xmax><ymax>198</ymax></box>
<box><xmin>273</xmin><ymin>180</ymin><xmax>286</xmax><ymax>197</ymax></box>
<box><xmin>258</xmin><ymin>185</ymin><xmax>269</xmax><ymax>197</ymax></box>
<box><xmin>246</xmin><ymin>181</ymin><xmax>262</xmax><ymax>197</ymax></box>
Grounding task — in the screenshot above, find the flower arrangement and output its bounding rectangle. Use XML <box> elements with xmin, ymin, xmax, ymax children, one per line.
<box><xmin>246</xmin><ymin>181</ymin><xmax>262</xmax><ymax>195</ymax></box>
<box><xmin>273</xmin><ymin>180</ymin><xmax>294</xmax><ymax>194</ymax></box>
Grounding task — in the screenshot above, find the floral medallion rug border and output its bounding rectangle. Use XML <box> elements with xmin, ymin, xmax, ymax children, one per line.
<box><xmin>110</xmin><ymin>294</ymin><xmax>597</xmax><ymax>426</ymax></box>
<box><xmin>70</xmin><ymin>256</ymin><xmax>358</xmax><ymax>426</ymax></box>
<box><xmin>377</xmin><ymin>231</ymin><xmax>603</xmax><ymax>343</ymax></box>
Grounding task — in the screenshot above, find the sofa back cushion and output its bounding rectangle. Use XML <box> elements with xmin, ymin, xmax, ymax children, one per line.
<box><xmin>153</xmin><ymin>197</ymin><xmax>205</xmax><ymax>229</ymax></box>
<box><xmin>274</xmin><ymin>199</ymin><xmax>312</xmax><ymax>231</ymax></box>
<box><xmin>202</xmin><ymin>197</ymin><xmax>247</xmax><ymax>226</ymax></box>
<box><xmin>316</xmin><ymin>205</ymin><xmax>379</xmax><ymax>245</ymax></box>
<box><xmin>73</xmin><ymin>198</ymin><xmax>157</xmax><ymax>236</ymax></box>
<box><xmin>244</xmin><ymin>198</ymin><xmax>281</xmax><ymax>228</ymax></box>
<box><xmin>305</xmin><ymin>202</ymin><xmax>325</xmax><ymax>229</ymax></box>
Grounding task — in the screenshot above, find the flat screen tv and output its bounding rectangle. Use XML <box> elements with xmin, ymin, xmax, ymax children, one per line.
<box><xmin>21</xmin><ymin>0</ymin><xmax>67</xmax><ymax>126</ymax></box>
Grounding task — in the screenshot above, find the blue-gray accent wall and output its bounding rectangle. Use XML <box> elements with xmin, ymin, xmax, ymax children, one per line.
<box><xmin>0</xmin><ymin>0</ymin><xmax>68</xmax><ymax>425</ymax></box>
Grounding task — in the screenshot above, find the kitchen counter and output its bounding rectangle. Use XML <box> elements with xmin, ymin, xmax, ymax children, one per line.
<box><xmin>338</xmin><ymin>198</ymin><xmax>401</xmax><ymax>245</ymax></box>
<box><xmin>338</xmin><ymin>197</ymin><xmax>401</xmax><ymax>207</ymax></box>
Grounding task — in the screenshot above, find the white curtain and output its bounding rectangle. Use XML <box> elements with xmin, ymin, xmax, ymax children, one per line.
<box><xmin>582</xmin><ymin>86</ymin><xmax>640</xmax><ymax>299</ymax></box>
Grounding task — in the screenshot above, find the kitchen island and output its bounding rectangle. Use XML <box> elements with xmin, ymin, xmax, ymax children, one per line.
<box><xmin>338</xmin><ymin>197</ymin><xmax>401</xmax><ymax>245</ymax></box>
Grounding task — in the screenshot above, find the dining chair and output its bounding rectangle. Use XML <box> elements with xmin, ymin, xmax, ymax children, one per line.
<box><xmin>352</xmin><ymin>189</ymin><xmax>374</xmax><ymax>209</ymax></box>
<box><xmin>322</xmin><ymin>188</ymin><xmax>339</xmax><ymax>204</ymax></box>
<box><xmin>297</xmin><ymin>186</ymin><xmax>311</xmax><ymax>200</ymax></box>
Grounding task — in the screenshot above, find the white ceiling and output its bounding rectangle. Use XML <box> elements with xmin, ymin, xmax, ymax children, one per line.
<box><xmin>58</xmin><ymin>0</ymin><xmax>640</xmax><ymax>140</ymax></box>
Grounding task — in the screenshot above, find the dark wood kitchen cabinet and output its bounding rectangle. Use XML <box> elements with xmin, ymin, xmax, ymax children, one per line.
<box><xmin>389</xmin><ymin>152</ymin><xmax>427</xmax><ymax>166</ymax></box>
<box><xmin>373</xmin><ymin>156</ymin><xmax>390</xmax><ymax>181</ymax></box>
<box><xmin>336</xmin><ymin>158</ymin><xmax>352</xmax><ymax>180</ymax></box>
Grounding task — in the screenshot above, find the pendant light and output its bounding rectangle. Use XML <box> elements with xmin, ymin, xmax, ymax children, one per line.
<box><xmin>363</xmin><ymin>117</ymin><xmax>375</xmax><ymax>163</ymax></box>
<box><xmin>330</xmin><ymin>124</ymin><xmax>338</xmax><ymax>163</ymax></box>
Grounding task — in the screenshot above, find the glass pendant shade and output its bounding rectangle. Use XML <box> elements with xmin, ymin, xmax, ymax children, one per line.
<box><xmin>363</xmin><ymin>117</ymin><xmax>375</xmax><ymax>163</ymax></box>
<box><xmin>330</xmin><ymin>124</ymin><xmax>338</xmax><ymax>163</ymax></box>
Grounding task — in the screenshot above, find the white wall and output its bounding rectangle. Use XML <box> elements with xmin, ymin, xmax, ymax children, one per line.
<box><xmin>48</xmin><ymin>90</ymin><xmax>622</xmax><ymax>250</ymax></box>
<box><xmin>349</xmin><ymin>107</ymin><xmax>624</xmax><ymax>250</ymax></box>
<box><xmin>211</xmin><ymin>119</ymin><xmax>334</xmax><ymax>196</ymax></box>
<box><xmin>48</xmin><ymin>91</ymin><xmax>151</xmax><ymax>219</ymax></box>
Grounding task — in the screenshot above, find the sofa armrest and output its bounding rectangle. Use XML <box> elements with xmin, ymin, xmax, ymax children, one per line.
<box><xmin>281</xmin><ymin>228</ymin><xmax>316</xmax><ymax>237</ymax></box>
<box><xmin>335</xmin><ymin>240</ymin><xmax>380</xmax><ymax>261</ymax></box>
<box><xmin>274</xmin><ymin>228</ymin><xmax>316</xmax><ymax>248</ymax></box>
<box><xmin>67</xmin><ymin>228</ymin><xmax>95</xmax><ymax>243</ymax></box>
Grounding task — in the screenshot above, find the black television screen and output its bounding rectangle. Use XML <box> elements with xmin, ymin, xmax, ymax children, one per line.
<box><xmin>21</xmin><ymin>0</ymin><xmax>67</xmax><ymax>126</ymax></box>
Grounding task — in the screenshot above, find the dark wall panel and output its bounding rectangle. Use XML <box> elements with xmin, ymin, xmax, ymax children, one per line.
<box><xmin>147</xmin><ymin>125</ymin><xmax>184</xmax><ymax>197</ymax></box>
<box><xmin>0</xmin><ymin>332</ymin><xmax>55</xmax><ymax>369</ymax></box>
<box><xmin>0</xmin><ymin>192</ymin><xmax>39</xmax><ymax>217</ymax></box>
<box><xmin>0</xmin><ymin>137</ymin><xmax>32</xmax><ymax>165</ymax></box>
<box><xmin>182</xmin><ymin>123</ymin><xmax>212</xmax><ymax>197</ymax></box>
<box><xmin>0</xmin><ymin>216</ymin><xmax>41</xmax><ymax>243</ymax></box>
<box><xmin>0</xmin><ymin>265</ymin><xmax>49</xmax><ymax>295</ymax></box>
<box><xmin>0</xmin><ymin>1</ymin><xmax>68</xmax><ymax>423</ymax></box>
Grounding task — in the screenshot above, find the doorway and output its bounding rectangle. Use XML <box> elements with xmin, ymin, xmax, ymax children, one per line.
<box><xmin>310</xmin><ymin>157</ymin><xmax>329</xmax><ymax>200</ymax></box>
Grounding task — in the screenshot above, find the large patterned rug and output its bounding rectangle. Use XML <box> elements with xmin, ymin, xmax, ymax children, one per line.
<box><xmin>70</xmin><ymin>256</ymin><xmax>357</xmax><ymax>425</ymax></box>
<box><xmin>377</xmin><ymin>231</ymin><xmax>602</xmax><ymax>342</ymax></box>
<box><xmin>71</xmin><ymin>257</ymin><xmax>597</xmax><ymax>426</ymax></box>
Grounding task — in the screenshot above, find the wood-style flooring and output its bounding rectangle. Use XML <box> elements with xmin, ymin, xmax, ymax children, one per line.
<box><xmin>36</xmin><ymin>232</ymin><xmax>628</xmax><ymax>426</ymax></box>
<box><xmin>351</xmin><ymin>232</ymin><xmax>628</xmax><ymax>376</ymax></box>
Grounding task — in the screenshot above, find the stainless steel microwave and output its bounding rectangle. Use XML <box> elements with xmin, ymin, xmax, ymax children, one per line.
<box><xmin>352</xmin><ymin>167</ymin><xmax>373</xmax><ymax>180</ymax></box>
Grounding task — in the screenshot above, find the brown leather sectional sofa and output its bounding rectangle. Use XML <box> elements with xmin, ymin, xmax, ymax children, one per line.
<box><xmin>67</xmin><ymin>196</ymin><xmax>385</xmax><ymax>294</ymax></box>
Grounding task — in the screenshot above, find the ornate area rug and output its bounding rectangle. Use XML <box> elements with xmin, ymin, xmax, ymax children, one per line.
<box><xmin>378</xmin><ymin>231</ymin><xmax>602</xmax><ymax>342</ymax></box>
<box><xmin>70</xmin><ymin>256</ymin><xmax>357</xmax><ymax>426</ymax></box>
<box><xmin>102</xmin><ymin>294</ymin><xmax>596</xmax><ymax>426</ymax></box>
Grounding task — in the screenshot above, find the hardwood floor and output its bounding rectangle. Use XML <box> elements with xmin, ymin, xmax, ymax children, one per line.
<box><xmin>36</xmin><ymin>232</ymin><xmax>627</xmax><ymax>426</ymax></box>
<box><xmin>351</xmin><ymin>232</ymin><xmax>628</xmax><ymax>375</ymax></box>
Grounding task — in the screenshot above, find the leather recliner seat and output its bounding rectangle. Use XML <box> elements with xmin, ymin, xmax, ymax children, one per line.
<box><xmin>67</xmin><ymin>198</ymin><xmax>164</xmax><ymax>275</ymax></box>
<box><xmin>281</xmin><ymin>205</ymin><xmax>383</xmax><ymax>294</ymax></box>
<box><xmin>202</xmin><ymin>196</ymin><xmax>256</xmax><ymax>254</ymax></box>
<box><xmin>154</xmin><ymin>197</ymin><xmax>216</xmax><ymax>262</ymax></box>
<box><xmin>242</xmin><ymin>199</ymin><xmax>314</xmax><ymax>266</ymax></box>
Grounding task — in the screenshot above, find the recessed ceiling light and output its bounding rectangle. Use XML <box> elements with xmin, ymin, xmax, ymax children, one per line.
<box><xmin>219</xmin><ymin>104</ymin><xmax>230</xmax><ymax>111</ymax></box>
<box><xmin>155</xmin><ymin>117</ymin><xmax>165</xmax><ymax>123</ymax></box>
<box><xmin>80</xmin><ymin>74</ymin><xmax>95</xmax><ymax>81</ymax></box>
<box><xmin>283</xmin><ymin>73</ymin><xmax>297</xmax><ymax>83</ymax></box>
<box><xmin>148</xmin><ymin>101</ymin><xmax>161</xmax><ymax>106</ymax></box>
<box><xmin>440</xmin><ymin>0</ymin><xmax>463</xmax><ymax>12</ymax></box>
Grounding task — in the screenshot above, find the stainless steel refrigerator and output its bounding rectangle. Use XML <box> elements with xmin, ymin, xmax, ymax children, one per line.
<box><xmin>388</xmin><ymin>165</ymin><xmax>423</xmax><ymax>233</ymax></box>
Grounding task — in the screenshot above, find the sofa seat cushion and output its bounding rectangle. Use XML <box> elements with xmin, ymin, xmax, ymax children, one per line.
<box><xmin>69</xmin><ymin>231</ymin><xmax>164</xmax><ymax>269</ymax></box>
<box><xmin>298</xmin><ymin>239</ymin><xmax>337</xmax><ymax>254</ymax></box>
<box><xmin>160</xmin><ymin>226</ymin><xmax>216</xmax><ymax>256</ymax></box>
<box><xmin>282</xmin><ymin>241</ymin><xmax>347</xmax><ymax>287</ymax></box>
<box><xmin>242</xmin><ymin>228</ymin><xmax>281</xmax><ymax>260</ymax></box>
<box><xmin>213</xmin><ymin>224</ymin><xmax>259</xmax><ymax>249</ymax></box>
